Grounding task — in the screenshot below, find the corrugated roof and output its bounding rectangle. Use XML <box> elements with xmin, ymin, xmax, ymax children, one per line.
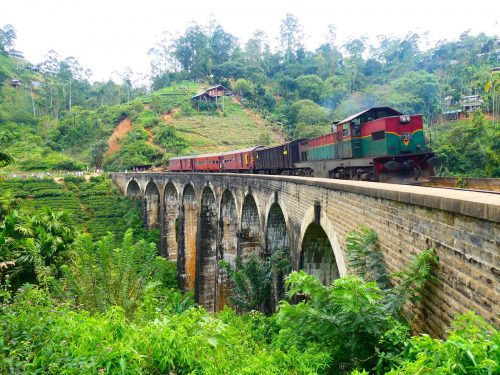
<box><xmin>169</xmin><ymin>155</ymin><xmax>195</xmax><ymax>160</ymax></box>
<box><xmin>191</xmin><ymin>92</ymin><xmax>211</xmax><ymax>99</ymax></box>
<box><xmin>206</xmin><ymin>84</ymin><xmax>227</xmax><ymax>91</ymax></box>
<box><xmin>337</xmin><ymin>107</ymin><xmax>402</xmax><ymax>126</ymax></box>
<box><xmin>202</xmin><ymin>146</ymin><xmax>263</xmax><ymax>158</ymax></box>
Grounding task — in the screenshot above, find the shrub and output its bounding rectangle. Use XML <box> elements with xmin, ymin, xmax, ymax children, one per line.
<box><xmin>276</xmin><ymin>248</ymin><xmax>438</xmax><ymax>373</ymax></box>
<box><xmin>384</xmin><ymin>312</ymin><xmax>499</xmax><ymax>375</ymax></box>
<box><xmin>58</xmin><ymin>229</ymin><xmax>174</xmax><ymax>318</ymax></box>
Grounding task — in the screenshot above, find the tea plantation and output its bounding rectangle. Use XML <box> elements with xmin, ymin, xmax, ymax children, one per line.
<box><xmin>0</xmin><ymin>175</ymin><xmax>153</xmax><ymax>243</ymax></box>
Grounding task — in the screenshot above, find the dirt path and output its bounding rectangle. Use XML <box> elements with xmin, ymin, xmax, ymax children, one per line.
<box><xmin>106</xmin><ymin>118</ymin><xmax>132</xmax><ymax>156</ymax></box>
<box><xmin>161</xmin><ymin>108</ymin><xmax>180</xmax><ymax>124</ymax></box>
<box><xmin>231</xmin><ymin>97</ymin><xmax>286</xmax><ymax>143</ymax></box>
<box><xmin>145</xmin><ymin>128</ymin><xmax>154</xmax><ymax>144</ymax></box>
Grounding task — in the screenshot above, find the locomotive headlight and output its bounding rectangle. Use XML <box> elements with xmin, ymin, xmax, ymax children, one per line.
<box><xmin>416</xmin><ymin>144</ymin><xmax>422</xmax><ymax>149</ymax></box>
<box><xmin>399</xmin><ymin>115</ymin><xmax>411</xmax><ymax>123</ymax></box>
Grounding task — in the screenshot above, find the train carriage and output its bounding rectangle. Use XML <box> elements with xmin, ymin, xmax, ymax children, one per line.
<box><xmin>255</xmin><ymin>140</ymin><xmax>303</xmax><ymax>175</ymax></box>
<box><xmin>168</xmin><ymin>156</ymin><xmax>194</xmax><ymax>172</ymax></box>
<box><xmin>193</xmin><ymin>153</ymin><xmax>221</xmax><ymax>172</ymax></box>
<box><xmin>220</xmin><ymin>146</ymin><xmax>262</xmax><ymax>172</ymax></box>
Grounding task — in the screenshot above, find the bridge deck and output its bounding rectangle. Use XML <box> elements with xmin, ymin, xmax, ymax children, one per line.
<box><xmin>122</xmin><ymin>172</ymin><xmax>500</xmax><ymax>222</ymax></box>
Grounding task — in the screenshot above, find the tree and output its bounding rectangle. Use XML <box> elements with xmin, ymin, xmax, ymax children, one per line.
<box><xmin>343</xmin><ymin>38</ymin><xmax>367</xmax><ymax>93</ymax></box>
<box><xmin>0</xmin><ymin>24</ymin><xmax>16</xmax><ymax>54</ymax></box>
<box><xmin>0</xmin><ymin>130</ymin><xmax>14</xmax><ymax>168</ymax></box>
<box><xmin>233</xmin><ymin>78</ymin><xmax>254</xmax><ymax>97</ymax></box>
<box><xmin>59</xmin><ymin>56</ymin><xmax>84</xmax><ymax>110</ymax></box>
<box><xmin>148</xmin><ymin>31</ymin><xmax>180</xmax><ymax>78</ymax></box>
<box><xmin>295</xmin><ymin>74</ymin><xmax>324</xmax><ymax>102</ymax></box>
<box><xmin>279</xmin><ymin>14</ymin><xmax>304</xmax><ymax>62</ymax></box>
<box><xmin>388</xmin><ymin>71</ymin><xmax>441</xmax><ymax>121</ymax></box>
<box><xmin>174</xmin><ymin>24</ymin><xmax>211</xmax><ymax>78</ymax></box>
<box><xmin>245</xmin><ymin>30</ymin><xmax>270</xmax><ymax>66</ymax></box>
<box><xmin>90</xmin><ymin>139</ymin><xmax>108</xmax><ymax>168</ymax></box>
<box><xmin>321</xmin><ymin>76</ymin><xmax>347</xmax><ymax>109</ymax></box>
<box><xmin>1</xmin><ymin>208</ymin><xmax>76</xmax><ymax>288</ymax></box>
<box><xmin>209</xmin><ymin>24</ymin><xmax>237</xmax><ymax>66</ymax></box>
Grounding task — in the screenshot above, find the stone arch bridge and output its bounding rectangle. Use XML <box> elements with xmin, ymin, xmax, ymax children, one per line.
<box><xmin>112</xmin><ymin>172</ymin><xmax>499</xmax><ymax>336</ymax></box>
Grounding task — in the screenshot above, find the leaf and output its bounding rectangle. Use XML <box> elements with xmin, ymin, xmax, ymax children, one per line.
<box><xmin>207</xmin><ymin>336</ymin><xmax>218</xmax><ymax>348</ymax></box>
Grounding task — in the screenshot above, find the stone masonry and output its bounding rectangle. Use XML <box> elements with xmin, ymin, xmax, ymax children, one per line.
<box><xmin>112</xmin><ymin>172</ymin><xmax>500</xmax><ymax>337</ymax></box>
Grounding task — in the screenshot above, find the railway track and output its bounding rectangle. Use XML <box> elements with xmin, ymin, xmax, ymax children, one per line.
<box><xmin>423</xmin><ymin>185</ymin><xmax>500</xmax><ymax>195</ymax></box>
<box><xmin>421</xmin><ymin>177</ymin><xmax>500</xmax><ymax>193</ymax></box>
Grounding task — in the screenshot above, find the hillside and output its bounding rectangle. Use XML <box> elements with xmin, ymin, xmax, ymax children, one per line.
<box><xmin>101</xmin><ymin>82</ymin><xmax>285</xmax><ymax>170</ymax></box>
<box><xmin>0</xmin><ymin>71</ymin><xmax>285</xmax><ymax>172</ymax></box>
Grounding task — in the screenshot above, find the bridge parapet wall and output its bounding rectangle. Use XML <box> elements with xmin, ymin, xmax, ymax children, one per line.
<box><xmin>112</xmin><ymin>172</ymin><xmax>499</xmax><ymax>337</ymax></box>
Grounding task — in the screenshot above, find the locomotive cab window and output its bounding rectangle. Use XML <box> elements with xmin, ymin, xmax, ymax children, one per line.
<box><xmin>343</xmin><ymin>125</ymin><xmax>350</xmax><ymax>137</ymax></box>
<box><xmin>372</xmin><ymin>131</ymin><xmax>385</xmax><ymax>141</ymax></box>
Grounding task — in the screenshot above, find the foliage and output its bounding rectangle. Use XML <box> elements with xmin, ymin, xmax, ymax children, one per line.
<box><xmin>0</xmin><ymin>176</ymin><xmax>156</xmax><ymax>244</ymax></box>
<box><xmin>430</xmin><ymin>112</ymin><xmax>500</xmax><ymax>177</ymax></box>
<box><xmin>0</xmin><ymin>208</ymin><xmax>76</xmax><ymax>288</ymax></box>
<box><xmin>56</xmin><ymin>230</ymin><xmax>177</xmax><ymax>318</ymax></box>
<box><xmin>233</xmin><ymin>78</ymin><xmax>255</xmax><ymax>97</ymax></box>
<box><xmin>295</xmin><ymin>74</ymin><xmax>324</xmax><ymax>102</ymax></box>
<box><xmin>220</xmin><ymin>247</ymin><xmax>291</xmax><ymax>315</ymax></box>
<box><xmin>0</xmin><ymin>283</ymin><xmax>328</xmax><ymax>374</ymax></box>
<box><xmin>345</xmin><ymin>227</ymin><xmax>389</xmax><ymax>288</ymax></box>
<box><xmin>276</xmin><ymin>248</ymin><xmax>438</xmax><ymax>373</ymax></box>
<box><xmin>384</xmin><ymin>312</ymin><xmax>499</xmax><ymax>374</ymax></box>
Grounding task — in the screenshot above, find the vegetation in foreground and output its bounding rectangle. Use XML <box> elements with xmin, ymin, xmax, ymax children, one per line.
<box><xmin>1</xmin><ymin>205</ymin><xmax>498</xmax><ymax>374</ymax></box>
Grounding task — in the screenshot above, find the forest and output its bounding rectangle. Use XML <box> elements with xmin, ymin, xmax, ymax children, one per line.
<box><xmin>0</xmin><ymin>17</ymin><xmax>499</xmax><ymax>175</ymax></box>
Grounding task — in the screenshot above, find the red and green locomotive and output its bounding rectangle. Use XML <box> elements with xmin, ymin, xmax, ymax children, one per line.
<box><xmin>295</xmin><ymin>107</ymin><xmax>438</xmax><ymax>183</ymax></box>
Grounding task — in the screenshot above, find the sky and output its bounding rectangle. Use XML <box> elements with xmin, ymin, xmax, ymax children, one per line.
<box><xmin>1</xmin><ymin>0</ymin><xmax>499</xmax><ymax>82</ymax></box>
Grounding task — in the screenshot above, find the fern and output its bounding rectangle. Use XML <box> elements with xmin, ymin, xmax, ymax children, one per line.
<box><xmin>346</xmin><ymin>227</ymin><xmax>389</xmax><ymax>288</ymax></box>
<box><xmin>57</xmin><ymin>229</ymin><xmax>172</xmax><ymax>318</ymax></box>
<box><xmin>220</xmin><ymin>247</ymin><xmax>291</xmax><ymax>315</ymax></box>
<box><xmin>277</xmin><ymin>246</ymin><xmax>439</xmax><ymax>373</ymax></box>
<box><xmin>384</xmin><ymin>248</ymin><xmax>439</xmax><ymax>317</ymax></box>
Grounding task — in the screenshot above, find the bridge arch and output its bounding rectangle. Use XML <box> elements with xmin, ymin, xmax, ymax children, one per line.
<box><xmin>126</xmin><ymin>179</ymin><xmax>142</xmax><ymax>198</ymax></box>
<box><xmin>144</xmin><ymin>181</ymin><xmax>160</xmax><ymax>229</ymax></box>
<box><xmin>265</xmin><ymin>201</ymin><xmax>290</xmax><ymax>308</ymax></box>
<box><xmin>197</xmin><ymin>186</ymin><xmax>218</xmax><ymax>311</ymax></box>
<box><xmin>217</xmin><ymin>189</ymin><xmax>238</xmax><ymax>311</ymax></box>
<box><xmin>179</xmin><ymin>183</ymin><xmax>197</xmax><ymax>292</ymax></box>
<box><xmin>240</xmin><ymin>194</ymin><xmax>262</xmax><ymax>258</ymax></box>
<box><xmin>164</xmin><ymin>182</ymin><xmax>179</xmax><ymax>261</ymax></box>
<box><xmin>299</xmin><ymin>207</ymin><xmax>346</xmax><ymax>284</ymax></box>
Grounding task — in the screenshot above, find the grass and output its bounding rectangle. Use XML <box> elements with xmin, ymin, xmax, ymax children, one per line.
<box><xmin>156</xmin><ymin>89</ymin><xmax>284</xmax><ymax>154</ymax></box>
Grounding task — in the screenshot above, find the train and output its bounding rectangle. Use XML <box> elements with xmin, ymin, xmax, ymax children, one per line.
<box><xmin>168</xmin><ymin>106</ymin><xmax>439</xmax><ymax>184</ymax></box>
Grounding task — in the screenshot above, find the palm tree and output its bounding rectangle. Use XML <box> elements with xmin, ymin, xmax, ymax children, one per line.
<box><xmin>0</xmin><ymin>150</ymin><xmax>13</xmax><ymax>165</ymax></box>
<box><xmin>1</xmin><ymin>208</ymin><xmax>75</xmax><ymax>287</ymax></box>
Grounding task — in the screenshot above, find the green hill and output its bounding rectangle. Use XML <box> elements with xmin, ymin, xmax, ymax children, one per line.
<box><xmin>1</xmin><ymin>75</ymin><xmax>285</xmax><ymax>172</ymax></box>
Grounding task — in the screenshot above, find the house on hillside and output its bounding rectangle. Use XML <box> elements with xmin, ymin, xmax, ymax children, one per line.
<box><xmin>191</xmin><ymin>84</ymin><xmax>228</xmax><ymax>111</ymax></box>
<box><xmin>460</xmin><ymin>95</ymin><xmax>483</xmax><ymax>113</ymax></box>
<box><xmin>10</xmin><ymin>79</ymin><xmax>21</xmax><ymax>88</ymax></box>
<box><xmin>9</xmin><ymin>50</ymin><xmax>24</xmax><ymax>59</ymax></box>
